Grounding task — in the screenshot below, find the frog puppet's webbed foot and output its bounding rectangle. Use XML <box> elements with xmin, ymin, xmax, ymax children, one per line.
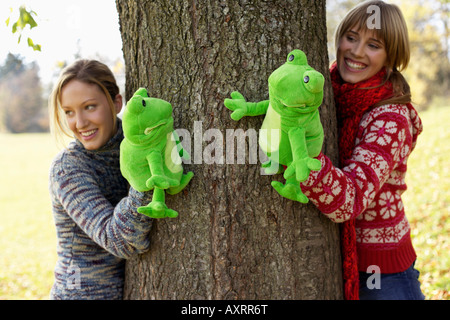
<box><xmin>271</xmin><ymin>157</ymin><xmax>321</xmax><ymax>203</ymax></box>
<box><xmin>138</xmin><ymin>200</ymin><xmax>178</xmax><ymax>218</ymax></box>
<box><xmin>138</xmin><ymin>187</ymin><xmax>178</xmax><ymax>218</ymax></box>
<box><xmin>271</xmin><ymin>176</ymin><xmax>309</xmax><ymax>203</ymax></box>
<box><xmin>139</xmin><ymin>172</ymin><xmax>194</xmax><ymax>218</ymax></box>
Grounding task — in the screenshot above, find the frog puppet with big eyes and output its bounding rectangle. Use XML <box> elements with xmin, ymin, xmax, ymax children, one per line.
<box><xmin>224</xmin><ymin>49</ymin><xmax>324</xmax><ymax>203</ymax></box>
<box><xmin>120</xmin><ymin>88</ymin><xmax>194</xmax><ymax>218</ymax></box>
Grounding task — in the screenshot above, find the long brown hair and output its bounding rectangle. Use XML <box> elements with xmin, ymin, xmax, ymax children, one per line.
<box><xmin>49</xmin><ymin>59</ymin><xmax>120</xmax><ymax>145</ymax></box>
<box><xmin>334</xmin><ymin>0</ymin><xmax>411</xmax><ymax>107</ymax></box>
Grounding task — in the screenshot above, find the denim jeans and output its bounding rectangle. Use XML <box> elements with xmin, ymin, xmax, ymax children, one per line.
<box><xmin>359</xmin><ymin>261</ymin><xmax>425</xmax><ymax>300</ymax></box>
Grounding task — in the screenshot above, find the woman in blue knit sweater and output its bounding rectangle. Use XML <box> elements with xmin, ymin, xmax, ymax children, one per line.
<box><xmin>48</xmin><ymin>60</ymin><xmax>153</xmax><ymax>299</ymax></box>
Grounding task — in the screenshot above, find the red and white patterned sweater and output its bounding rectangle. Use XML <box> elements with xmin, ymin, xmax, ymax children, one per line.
<box><xmin>301</xmin><ymin>103</ymin><xmax>423</xmax><ymax>274</ymax></box>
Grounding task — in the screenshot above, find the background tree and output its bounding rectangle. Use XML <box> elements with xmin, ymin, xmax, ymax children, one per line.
<box><xmin>401</xmin><ymin>0</ymin><xmax>450</xmax><ymax>108</ymax></box>
<box><xmin>0</xmin><ymin>53</ymin><xmax>47</xmax><ymax>133</ymax></box>
<box><xmin>117</xmin><ymin>0</ymin><xmax>342</xmax><ymax>299</ymax></box>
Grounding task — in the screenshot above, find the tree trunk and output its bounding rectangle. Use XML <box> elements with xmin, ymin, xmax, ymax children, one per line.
<box><xmin>116</xmin><ymin>0</ymin><xmax>342</xmax><ymax>300</ymax></box>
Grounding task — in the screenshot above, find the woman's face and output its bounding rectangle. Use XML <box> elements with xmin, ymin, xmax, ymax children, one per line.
<box><xmin>60</xmin><ymin>80</ymin><xmax>122</xmax><ymax>150</ymax></box>
<box><xmin>337</xmin><ymin>28</ymin><xmax>388</xmax><ymax>84</ymax></box>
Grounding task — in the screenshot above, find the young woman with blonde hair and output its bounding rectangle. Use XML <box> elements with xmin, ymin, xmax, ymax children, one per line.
<box><xmin>301</xmin><ymin>1</ymin><xmax>425</xmax><ymax>299</ymax></box>
<box><xmin>48</xmin><ymin>60</ymin><xmax>153</xmax><ymax>299</ymax></box>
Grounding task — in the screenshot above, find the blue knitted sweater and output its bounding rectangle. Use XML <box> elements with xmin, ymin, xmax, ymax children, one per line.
<box><xmin>49</xmin><ymin>120</ymin><xmax>153</xmax><ymax>300</ymax></box>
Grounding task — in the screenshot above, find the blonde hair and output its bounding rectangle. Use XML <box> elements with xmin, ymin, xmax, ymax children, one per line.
<box><xmin>49</xmin><ymin>59</ymin><xmax>120</xmax><ymax>145</ymax></box>
<box><xmin>334</xmin><ymin>0</ymin><xmax>411</xmax><ymax>106</ymax></box>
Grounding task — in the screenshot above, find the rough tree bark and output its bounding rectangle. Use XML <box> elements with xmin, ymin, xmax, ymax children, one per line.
<box><xmin>116</xmin><ymin>0</ymin><xmax>343</xmax><ymax>299</ymax></box>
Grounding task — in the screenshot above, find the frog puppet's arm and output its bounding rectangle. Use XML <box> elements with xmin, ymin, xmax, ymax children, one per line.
<box><xmin>144</xmin><ymin>151</ymin><xmax>180</xmax><ymax>190</ymax></box>
<box><xmin>284</xmin><ymin>124</ymin><xmax>322</xmax><ymax>183</ymax></box>
<box><xmin>224</xmin><ymin>91</ymin><xmax>269</xmax><ymax>121</ymax></box>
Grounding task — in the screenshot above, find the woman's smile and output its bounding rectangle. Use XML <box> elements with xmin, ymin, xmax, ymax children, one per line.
<box><xmin>79</xmin><ymin>129</ymin><xmax>99</xmax><ymax>140</ymax></box>
<box><xmin>344</xmin><ymin>58</ymin><xmax>367</xmax><ymax>71</ymax></box>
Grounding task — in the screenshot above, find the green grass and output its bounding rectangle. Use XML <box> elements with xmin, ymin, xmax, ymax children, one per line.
<box><xmin>0</xmin><ymin>105</ymin><xmax>448</xmax><ymax>300</ymax></box>
<box><xmin>0</xmin><ymin>133</ymin><xmax>61</xmax><ymax>300</ymax></box>
<box><xmin>403</xmin><ymin>105</ymin><xmax>450</xmax><ymax>300</ymax></box>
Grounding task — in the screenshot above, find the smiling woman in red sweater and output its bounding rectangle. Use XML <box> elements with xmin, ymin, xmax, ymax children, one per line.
<box><xmin>301</xmin><ymin>1</ymin><xmax>425</xmax><ymax>300</ymax></box>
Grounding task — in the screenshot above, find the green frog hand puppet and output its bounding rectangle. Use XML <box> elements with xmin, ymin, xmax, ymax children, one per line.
<box><xmin>120</xmin><ymin>88</ymin><xmax>194</xmax><ymax>218</ymax></box>
<box><xmin>224</xmin><ymin>49</ymin><xmax>324</xmax><ymax>203</ymax></box>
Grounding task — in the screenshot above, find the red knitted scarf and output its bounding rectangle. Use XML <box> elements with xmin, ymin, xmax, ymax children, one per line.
<box><xmin>330</xmin><ymin>62</ymin><xmax>394</xmax><ymax>300</ymax></box>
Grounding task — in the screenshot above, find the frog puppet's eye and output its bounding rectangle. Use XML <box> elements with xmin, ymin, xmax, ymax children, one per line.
<box><xmin>142</xmin><ymin>99</ymin><xmax>146</xmax><ymax>107</ymax></box>
<box><xmin>303</xmin><ymin>75</ymin><xmax>310</xmax><ymax>83</ymax></box>
<box><xmin>288</xmin><ymin>54</ymin><xmax>294</xmax><ymax>62</ymax></box>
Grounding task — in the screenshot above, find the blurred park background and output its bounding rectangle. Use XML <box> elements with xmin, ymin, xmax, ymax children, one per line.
<box><xmin>0</xmin><ymin>0</ymin><xmax>448</xmax><ymax>299</ymax></box>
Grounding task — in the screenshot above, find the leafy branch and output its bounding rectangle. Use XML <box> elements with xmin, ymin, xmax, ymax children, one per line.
<box><xmin>5</xmin><ymin>6</ymin><xmax>41</xmax><ymax>51</ymax></box>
